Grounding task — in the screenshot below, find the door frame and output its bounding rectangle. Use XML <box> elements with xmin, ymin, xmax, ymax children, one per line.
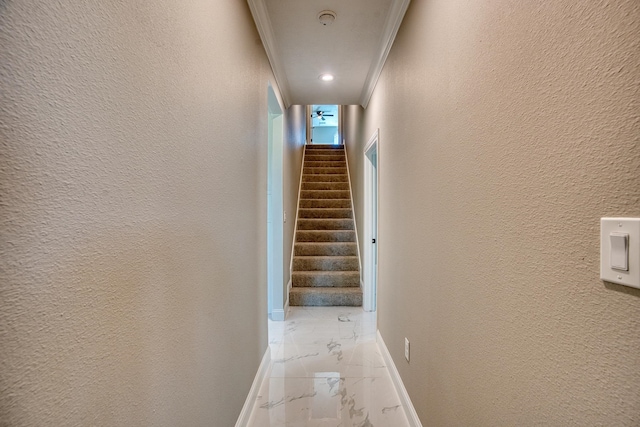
<box><xmin>267</xmin><ymin>84</ymin><xmax>286</xmax><ymax>321</ymax></box>
<box><xmin>363</xmin><ymin>129</ymin><xmax>379</xmax><ymax>312</ymax></box>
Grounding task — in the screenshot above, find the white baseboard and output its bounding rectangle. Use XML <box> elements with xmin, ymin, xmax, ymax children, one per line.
<box><xmin>271</xmin><ymin>280</ymin><xmax>291</xmax><ymax>321</ymax></box>
<box><xmin>235</xmin><ymin>347</ymin><xmax>271</xmax><ymax>427</ymax></box>
<box><xmin>271</xmin><ymin>309</ymin><xmax>286</xmax><ymax>321</ymax></box>
<box><xmin>377</xmin><ymin>330</ymin><xmax>423</xmax><ymax>427</ymax></box>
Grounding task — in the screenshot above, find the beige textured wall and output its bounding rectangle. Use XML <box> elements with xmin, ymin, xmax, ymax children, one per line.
<box><xmin>0</xmin><ymin>1</ymin><xmax>280</xmax><ymax>425</ymax></box>
<box><xmin>283</xmin><ymin>106</ymin><xmax>306</xmax><ymax>299</ymax></box>
<box><xmin>351</xmin><ymin>0</ymin><xmax>640</xmax><ymax>425</ymax></box>
<box><xmin>344</xmin><ymin>105</ymin><xmax>366</xmax><ymax>272</ymax></box>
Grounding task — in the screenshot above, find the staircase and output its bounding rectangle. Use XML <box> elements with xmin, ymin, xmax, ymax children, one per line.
<box><xmin>290</xmin><ymin>144</ymin><xmax>362</xmax><ymax>306</ymax></box>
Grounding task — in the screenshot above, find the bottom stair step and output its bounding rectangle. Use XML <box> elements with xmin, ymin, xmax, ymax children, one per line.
<box><xmin>292</xmin><ymin>271</ymin><xmax>360</xmax><ymax>287</ymax></box>
<box><xmin>290</xmin><ymin>287</ymin><xmax>362</xmax><ymax>307</ymax></box>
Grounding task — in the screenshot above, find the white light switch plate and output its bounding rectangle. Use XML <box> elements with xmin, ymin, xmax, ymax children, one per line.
<box><xmin>600</xmin><ymin>218</ymin><xmax>640</xmax><ymax>289</ymax></box>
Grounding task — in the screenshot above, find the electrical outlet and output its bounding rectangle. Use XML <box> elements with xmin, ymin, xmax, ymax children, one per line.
<box><xmin>404</xmin><ymin>337</ymin><xmax>410</xmax><ymax>362</ymax></box>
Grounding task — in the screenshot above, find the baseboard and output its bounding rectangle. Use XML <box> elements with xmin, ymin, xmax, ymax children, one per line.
<box><xmin>235</xmin><ymin>347</ymin><xmax>271</xmax><ymax>427</ymax></box>
<box><xmin>271</xmin><ymin>308</ymin><xmax>285</xmax><ymax>321</ymax></box>
<box><xmin>377</xmin><ymin>330</ymin><xmax>423</xmax><ymax>427</ymax></box>
<box><xmin>272</xmin><ymin>280</ymin><xmax>291</xmax><ymax>321</ymax></box>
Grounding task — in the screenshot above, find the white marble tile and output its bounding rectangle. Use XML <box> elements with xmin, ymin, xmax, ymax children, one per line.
<box><xmin>248</xmin><ymin>374</ymin><xmax>410</xmax><ymax>427</ymax></box>
<box><xmin>268</xmin><ymin>341</ymin><xmax>387</xmax><ymax>379</ymax></box>
<box><xmin>249</xmin><ymin>307</ymin><xmax>409</xmax><ymax>426</ymax></box>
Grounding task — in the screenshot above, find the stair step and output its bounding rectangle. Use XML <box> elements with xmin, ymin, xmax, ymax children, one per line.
<box><xmin>297</xmin><ymin>218</ymin><xmax>354</xmax><ymax>230</ymax></box>
<box><xmin>298</xmin><ymin>208</ymin><xmax>352</xmax><ymax>219</ymax></box>
<box><xmin>295</xmin><ymin>229</ymin><xmax>356</xmax><ymax>242</ymax></box>
<box><xmin>296</xmin><ymin>229</ymin><xmax>355</xmax><ymax>242</ymax></box>
<box><xmin>293</xmin><ymin>256</ymin><xmax>359</xmax><ymax>271</ymax></box>
<box><xmin>300</xmin><ymin>190</ymin><xmax>350</xmax><ymax>200</ymax></box>
<box><xmin>301</xmin><ymin>182</ymin><xmax>349</xmax><ymax>191</ymax></box>
<box><xmin>292</xmin><ymin>271</ymin><xmax>360</xmax><ymax>287</ymax></box>
<box><xmin>302</xmin><ymin>174</ymin><xmax>348</xmax><ymax>183</ymax></box>
<box><xmin>294</xmin><ymin>242</ymin><xmax>357</xmax><ymax>256</ymax></box>
<box><xmin>299</xmin><ymin>199</ymin><xmax>351</xmax><ymax>209</ymax></box>
<box><xmin>304</xmin><ymin>167</ymin><xmax>347</xmax><ymax>175</ymax></box>
<box><xmin>304</xmin><ymin>155</ymin><xmax>345</xmax><ymax>162</ymax></box>
<box><xmin>290</xmin><ymin>287</ymin><xmax>362</xmax><ymax>307</ymax></box>
<box><xmin>304</xmin><ymin>160</ymin><xmax>346</xmax><ymax>168</ymax></box>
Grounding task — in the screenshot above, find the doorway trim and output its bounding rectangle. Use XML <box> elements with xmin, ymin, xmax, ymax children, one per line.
<box><xmin>363</xmin><ymin>129</ymin><xmax>379</xmax><ymax>312</ymax></box>
<box><xmin>267</xmin><ymin>84</ymin><xmax>286</xmax><ymax>321</ymax></box>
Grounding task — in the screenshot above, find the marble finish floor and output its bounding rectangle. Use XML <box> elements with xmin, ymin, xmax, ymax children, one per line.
<box><xmin>247</xmin><ymin>307</ymin><xmax>410</xmax><ymax>427</ymax></box>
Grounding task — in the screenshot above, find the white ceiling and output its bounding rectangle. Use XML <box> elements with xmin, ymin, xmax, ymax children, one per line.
<box><xmin>248</xmin><ymin>0</ymin><xmax>410</xmax><ymax>108</ymax></box>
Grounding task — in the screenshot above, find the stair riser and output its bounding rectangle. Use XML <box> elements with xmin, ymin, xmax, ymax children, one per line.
<box><xmin>298</xmin><ymin>209</ymin><xmax>352</xmax><ymax>219</ymax></box>
<box><xmin>293</xmin><ymin>257</ymin><xmax>359</xmax><ymax>271</ymax></box>
<box><xmin>290</xmin><ymin>291</ymin><xmax>362</xmax><ymax>307</ymax></box>
<box><xmin>304</xmin><ymin>155</ymin><xmax>345</xmax><ymax>162</ymax></box>
<box><xmin>300</xmin><ymin>190</ymin><xmax>350</xmax><ymax>200</ymax></box>
<box><xmin>304</xmin><ymin>167</ymin><xmax>347</xmax><ymax>175</ymax></box>
<box><xmin>296</xmin><ymin>230</ymin><xmax>355</xmax><ymax>242</ymax></box>
<box><xmin>304</xmin><ymin>161</ymin><xmax>346</xmax><ymax>168</ymax></box>
<box><xmin>292</xmin><ymin>272</ymin><xmax>360</xmax><ymax>287</ymax></box>
<box><xmin>294</xmin><ymin>243</ymin><xmax>357</xmax><ymax>256</ymax></box>
<box><xmin>299</xmin><ymin>199</ymin><xmax>351</xmax><ymax>209</ymax></box>
<box><xmin>302</xmin><ymin>175</ymin><xmax>348</xmax><ymax>183</ymax></box>
<box><xmin>297</xmin><ymin>219</ymin><xmax>354</xmax><ymax>230</ymax></box>
<box><xmin>301</xmin><ymin>182</ymin><xmax>350</xmax><ymax>191</ymax></box>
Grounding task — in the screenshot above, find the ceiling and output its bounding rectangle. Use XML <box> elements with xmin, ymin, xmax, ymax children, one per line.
<box><xmin>247</xmin><ymin>0</ymin><xmax>410</xmax><ymax>108</ymax></box>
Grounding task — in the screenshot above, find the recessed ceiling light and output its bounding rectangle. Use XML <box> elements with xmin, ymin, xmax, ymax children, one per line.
<box><xmin>319</xmin><ymin>74</ymin><xmax>334</xmax><ymax>82</ymax></box>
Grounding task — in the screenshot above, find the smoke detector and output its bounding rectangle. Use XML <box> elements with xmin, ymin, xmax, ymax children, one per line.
<box><xmin>317</xmin><ymin>10</ymin><xmax>336</xmax><ymax>26</ymax></box>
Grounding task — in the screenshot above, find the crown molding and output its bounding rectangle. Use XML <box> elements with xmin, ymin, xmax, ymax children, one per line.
<box><xmin>359</xmin><ymin>0</ymin><xmax>411</xmax><ymax>108</ymax></box>
<box><xmin>247</xmin><ymin>0</ymin><xmax>292</xmax><ymax>108</ymax></box>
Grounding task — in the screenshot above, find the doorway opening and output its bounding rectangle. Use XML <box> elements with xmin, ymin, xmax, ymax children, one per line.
<box><xmin>308</xmin><ymin>105</ymin><xmax>341</xmax><ymax>144</ymax></box>
<box><xmin>267</xmin><ymin>84</ymin><xmax>286</xmax><ymax>321</ymax></box>
<box><xmin>363</xmin><ymin>130</ymin><xmax>378</xmax><ymax>312</ymax></box>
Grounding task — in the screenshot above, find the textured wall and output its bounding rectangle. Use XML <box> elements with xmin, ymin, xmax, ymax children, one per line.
<box><xmin>353</xmin><ymin>0</ymin><xmax>640</xmax><ymax>425</ymax></box>
<box><xmin>0</xmin><ymin>1</ymin><xmax>278</xmax><ymax>425</ymax></box>
<box><xmin>343</xmin><ymin>105</ymin><xmax>366</xmax><ymax>274</ymax></box>
<box><xmin>284</xmin><ymin>106</ymin><xmax>306</xmax><ymax>295</ymax></box>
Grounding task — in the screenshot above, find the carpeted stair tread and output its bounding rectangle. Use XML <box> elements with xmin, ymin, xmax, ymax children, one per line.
<box><xmin>302</xmin><ymin>174</ymin><xmax>348</xmax><ymax>183</ymax></box>
<box><xmin>302</xmin><ymin>182</ymin><xmax>350</xmax><ymax>191</ymax></box>
<box><xmin>297</xmin><ymin>218</ymin><xmax>354</xmax><ymax>230</ymax></box>
<box><xmin>305</xmin><ymin>155</ymin><xmax>346</xmax><ymax>162</ymax></box>
<box><xmin>304</xmin><ymin>160</ymin><xmax>346</xmax><ymax>167</ymax></box>
<box><xmin>304</xmin><ymin>167</ymin><xmax>347</xmax><ymax>175</ymax></box>
<box><xmin>298</xmin><ymin>208</ymin><xmax>352</xmax><ymax>219</ymax></box>
<box><xmin>299</xmin><ymin>199</ymin><xmax>351</xmax><ymax>208</ymax></box>
<box><xmin>293</xmin><ymin>256</ymin><xmax>359</xmax><ymax>271</ymax></box>
<box><xmin>296</xmin><ymin>230</ymin><xmax>355</xmax><ymax>242</ymax></box>
<box><xmin>294</xmin><ymin>242</ymin><xmax>358</xmax><ymax>256</ymax></box>
<box><xmin>300</xmin><ymin>190</ymin><xmax>351</xmax><ymax>199</ymax></box>
<box><xmin>290</xmin><ymin>287</ymin><xmax>362</xmax><ymax>307</ymax></box>
<box><xmin>292</xmin><ymin>271</ymin><xmax>360</xmax><ymax>287</ymax></box>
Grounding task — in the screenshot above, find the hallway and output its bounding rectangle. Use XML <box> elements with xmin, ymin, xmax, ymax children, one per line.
<box><xmin>247</xmin><ymin>308</ymin><xmax>410</xmax><ymax>426</ymax></box>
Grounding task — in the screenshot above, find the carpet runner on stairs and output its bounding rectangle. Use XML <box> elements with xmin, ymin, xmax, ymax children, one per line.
<box><xmin>290</xmin><ymin>144</ymin><xmax>362</xmax><ymax>307</ymax></box>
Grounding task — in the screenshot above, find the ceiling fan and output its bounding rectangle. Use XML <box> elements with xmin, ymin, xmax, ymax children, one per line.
<box><xmin>311</xmin><ymin>110</ymin><xmax>334</xmax><ymax>121</ymax></box>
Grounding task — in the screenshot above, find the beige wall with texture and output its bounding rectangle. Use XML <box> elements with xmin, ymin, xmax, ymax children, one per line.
<box><xmin>346</xmin><ymin>0</ymin><xmax>640</xmax><ymax>425</ymax></box>
<box><xmin>284</xmin><ymin>105</ymin><xmax>306</xmax><ymax>303</ymax></box>
<box><xmin>0</xmin><ymin>1</ymin><xmax>282</xmax><ymax>425</ymax></box>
